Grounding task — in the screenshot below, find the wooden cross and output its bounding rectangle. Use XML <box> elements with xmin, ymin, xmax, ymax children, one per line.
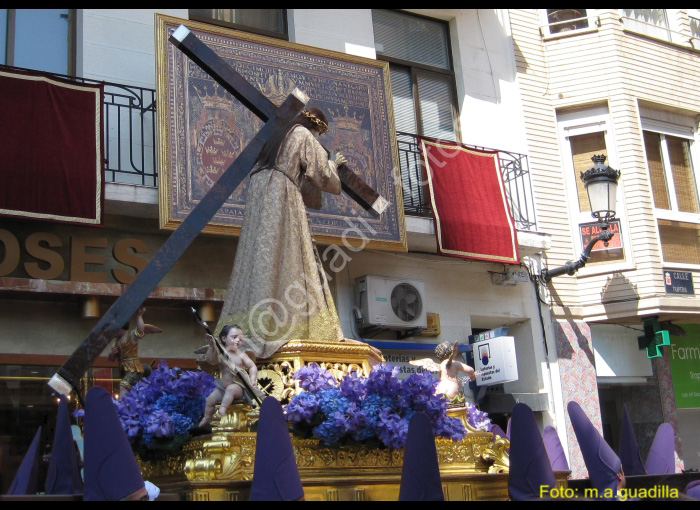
<box><xmin>48</xmin><ymin>25</ymin><xmax>386</xmax><ymax>396</ymax></box>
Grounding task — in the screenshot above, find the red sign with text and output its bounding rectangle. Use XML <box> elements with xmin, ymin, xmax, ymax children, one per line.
<box><xmin>579</xmin><ymin>220</ymin><xmax>622</xmax><ymax>252</ymax></box>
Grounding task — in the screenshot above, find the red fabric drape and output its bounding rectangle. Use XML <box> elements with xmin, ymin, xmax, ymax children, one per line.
<box><xmin>419</xmin><ymin>137</ymin><xmax>520</xmax><ymax>264</ymax></box>
<box><xmin>0</xmin><ymin>68</ymin><xmax>104</xmax><ymax>226</ymax></box>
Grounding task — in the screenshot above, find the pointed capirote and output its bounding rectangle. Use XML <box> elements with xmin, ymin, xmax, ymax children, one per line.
<box><xmin>542</xmin><ymin>425</ymin><xmax>569</xmax><ymax>472</ymax></box>
<box><xmin>567</xmin><ymin>401</ymin><xmax>621</xmax><ymax>499</ymax></box>
<box><xmin>399</xmin><ymin>412</ymin><xmax>444</xmax><ymax>501</ymax></box>
<box><xmin>7</xmin><ymin>427</ymin><xmax>42</xmax><ymax>495</ymax></box>
<box><xmin>249</xmin><ymin>396</ymin><xmax>304</xmax><ymax>501</ymax></box>
<box><xmin>46</xmin><ymin>395</ymin><xmax>84</xmax><ymax>494</ymax></box>
<box><xmin>644</xmin><ymin>423</ymin><xmax>676</xmax><ymax>475</ymax></box>
<box><xmin>82</xmin><ymin>386</ymin><xmax>145</xmax><ymax>500</ymax></box>
<box><xmin>618</xmin><ymin>404</ymin><xmax>645</xmax><ymax>476</ymax></box>
<box><xmin>508</xmin><ymin>403</ymin><xmax>557</xmax><ymax>501</ymax></box>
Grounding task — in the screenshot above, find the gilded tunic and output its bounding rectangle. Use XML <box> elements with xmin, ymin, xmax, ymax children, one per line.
<box><xmin>216</xmin><ymin>125</ymin><xmax>344</xmax><ymax>358</ymax></box>
<box><xmin>115</xmin><ymin>330</ymin><xmax>143</xmax><ymax>374</ymax></box>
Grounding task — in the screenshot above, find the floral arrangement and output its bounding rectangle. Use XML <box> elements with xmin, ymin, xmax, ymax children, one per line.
<box><xmin>113</xmin><ymin>361</ymin><xmax>215</xmax><ymax>455</ymax></box>
<box><xmin>284</xmin><ymin>363</ymin><xmax>490</xmax><ymax>449</ymax></box>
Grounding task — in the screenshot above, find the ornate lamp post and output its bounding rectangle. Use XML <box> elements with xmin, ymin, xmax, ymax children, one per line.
<box><xmin>538</xmin><ymin>155</ymin><xmax>621</xmax><ymax>284</ymax></box>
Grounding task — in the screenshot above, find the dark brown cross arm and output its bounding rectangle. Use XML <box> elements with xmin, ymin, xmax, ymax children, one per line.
<box><xmin>47</xmin><ymin>88</ymin><xmax>309</xmax><ymax>396</ymax></box>
<box><xmin>170</xmin><ymin>25</ymin><xmax>388</xmax><ymax>218</ymax></box>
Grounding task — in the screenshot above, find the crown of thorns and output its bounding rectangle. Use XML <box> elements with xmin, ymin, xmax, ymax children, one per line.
<box><xmin>300</xmin><ymin>109</ymin><xmax>328</xmax><ymax>133</ymax></box>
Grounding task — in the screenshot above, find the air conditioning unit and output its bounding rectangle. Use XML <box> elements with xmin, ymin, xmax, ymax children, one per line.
<box><xmin>356</xmin><ymin>275</ymin><xmax>427</xmax><ymax>330</ymax></box>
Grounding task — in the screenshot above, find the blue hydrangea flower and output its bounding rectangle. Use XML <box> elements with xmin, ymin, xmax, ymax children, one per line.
<box><xmin>285</xmin><ymin>392</ymin><xmax>319</xmax><ymax>423</ymax></box>
<box><xmin>312</xmin><ymin>411</ymin><xmax>351</xmax><ymax>445</ymax></box>
<box><xmin>317</xmin><ymin>387</ymin><xmax>349</xmax><ymax>417</ymax></box>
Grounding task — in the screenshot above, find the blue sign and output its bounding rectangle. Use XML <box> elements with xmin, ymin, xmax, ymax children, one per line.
<box><xmin>664</xmin><ymin>271</ymin><xmax>694</xmax><ymax>295</ymax></box>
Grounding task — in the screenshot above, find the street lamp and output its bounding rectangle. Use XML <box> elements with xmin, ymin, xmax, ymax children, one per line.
<box><xmin>537</xmin><ymin>155</ymin><xmax>621</xmax><ymax>284</ymax></box>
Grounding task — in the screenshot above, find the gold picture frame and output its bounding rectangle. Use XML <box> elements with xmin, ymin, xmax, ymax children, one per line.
<box><xmin>155</xmin><ymin>14</ymin><xmax>406</xmax><ymax>251</ymax></box>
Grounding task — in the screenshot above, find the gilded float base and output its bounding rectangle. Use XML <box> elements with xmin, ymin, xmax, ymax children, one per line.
<box><xmin>137</xmin><ymin>339</ymin><xmax>568</xmax><ymax>500</ymax></box>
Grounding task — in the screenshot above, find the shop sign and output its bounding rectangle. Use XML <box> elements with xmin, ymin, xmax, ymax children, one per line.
<box><xmin>382</xmin><ymin>351</ymin><xmax>438</xmax><ymax>381</ymax></box>
<box><xmin>579</xmin><ymin>220</ymin><xmax>622</xmax><ymax>252</ymax></box>
<box><xmin>668</xmin><ymin>326</ymin><xmax>700</xmax><ymax>409</ymax></box>
<box><xmin>473</xmin><ymin>336</ymin><xmax>518</xmax><ymax>386</ymax></box>
<box><xmin>664</xmin><ymin>270</ymin><xmax>694</xmax><ymax>295</ymax></box>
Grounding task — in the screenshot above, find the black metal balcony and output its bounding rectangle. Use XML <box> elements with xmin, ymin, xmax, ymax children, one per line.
<box><xmin>1</xmin><ymin>65</ymin><xmax>157</xmax><ymax>187</ymax></box>
<box><xmin>2</xmin><ymin>66</ymin><xmax>537</xmax><ymax>231</ymax></box>
<box><xmin>397</xmin><ymin>131</ymin><xmax>538</xmax><ymax>232</ymax></box>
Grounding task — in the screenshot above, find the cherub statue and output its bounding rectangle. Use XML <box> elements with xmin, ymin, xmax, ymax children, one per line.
<box><xmin>410</xmin><ymin>341</ymin><xmax>476</xmax><ymax>402</ymax></box>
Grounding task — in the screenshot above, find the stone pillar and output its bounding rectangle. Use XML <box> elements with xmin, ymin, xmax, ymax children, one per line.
<box><xmin>553</xmin><ymin>319</ymin><xmax>601</xmax><ymax>479</ymax></box>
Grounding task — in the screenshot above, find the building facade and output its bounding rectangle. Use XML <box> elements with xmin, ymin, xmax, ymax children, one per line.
<box><xmin>509</xmin><ymin>8</ymin><xmax>700</xmax><ymax>476</ymax></box>
<box><xmin>1</xmin><ymin>8</ymin><xmax>696</xmax><ymax>491</ymax></box>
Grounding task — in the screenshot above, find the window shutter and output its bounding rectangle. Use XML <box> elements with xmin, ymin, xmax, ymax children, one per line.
<box><xmin>666</xmin><ymin>136</ymin><xmax>699</xmax><ymax>214</ymax></box>
<box><xmin>416</xmin><ymin>71</ymin><xmax>456</xmax><ymax>141</ymax></box>
<box><xmin>190</xmin><ymin>9</ymin><xmax>285</xmax><ymax>35</ymax></box>
<box><xmin>372</xmin><ymin>9</ymin><xmax>450</xmax><ymax>70</ymax></box>
<box><xmin>570</xmin><ymin>132</ymin><xmax>607</xmax><ymax>213</ymax></box>
<box><xmin>643</xmin><ymin>131</ymin><xmax>671</xmax><ymax>210</ymax></box>
<box><xmin>389</xmin><ymin>66</ymin><xmax>417</xmax><ymax>134</ymax></box>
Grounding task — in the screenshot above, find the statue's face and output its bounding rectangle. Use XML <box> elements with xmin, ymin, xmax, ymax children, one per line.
<box><xmin>224</xmin><ymin>327</ymin><xmax>243</xmax><ymax>349</ymax></box>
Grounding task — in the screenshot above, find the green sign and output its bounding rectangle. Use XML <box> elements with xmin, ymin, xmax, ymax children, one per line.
<box><xmin>668</xmin><ymin>325</ymin><xmax>700</xmax><ymax>409</ymax></box>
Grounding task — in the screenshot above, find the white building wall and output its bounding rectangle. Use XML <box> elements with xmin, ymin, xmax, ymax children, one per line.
<box><xmin>80</xmin><ymin>9</ymin><xmax>188</xmax><ymax>88</ymax></box>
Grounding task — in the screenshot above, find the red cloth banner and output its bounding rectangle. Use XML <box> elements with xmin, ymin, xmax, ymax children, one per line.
<box><xmin>419</xmin><ymin>137</ymin><xmax>520</xmax><ymax>264</ymax></box>
<box><xmin>0</xmin><ymin>68</ymin><xmax>104</xmax><ymax>226</ymax></box>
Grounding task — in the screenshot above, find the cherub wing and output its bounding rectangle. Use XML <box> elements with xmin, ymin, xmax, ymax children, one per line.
<box><xmin>409</xmin><ymin>358</ymin><xmax>441</xmax><ymax>373</ymax></box>
<box><xmin>193</xmin><ymin>345</ymin><xmax>209</xmax><ymax>355</ymax></box>
<box><xmin>144</xmin><ymin>324</ymin><xmax>162</xmax><ymax>334</ymax></box>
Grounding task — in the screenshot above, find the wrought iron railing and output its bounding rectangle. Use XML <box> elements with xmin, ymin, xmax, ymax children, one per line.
<box><xmin>2</xmin><ymin>66</ymin><xmax>537</xmax><ymax>230</ymax></box>
<box><xmin>396</xmin><ymin>131</ymin><xmax>538</xmax><ymax>232</ymax></box>
<box><xmin>1</xmin><ymin>65</ymin><xmax>157</xmax><ymax>187</ymax></box>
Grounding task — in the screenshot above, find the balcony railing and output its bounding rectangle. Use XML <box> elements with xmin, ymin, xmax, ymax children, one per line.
<box><xmin>3</xmin><ymin>66</ymin><xmax>537</xmax><ymax>231</ymax></box>
<box><xmin>397</xmin><ymin>132</ymin><xmax>538</xmax><ymax>232</ymax></box>
<box><xmin>1</xmin><ymin>65</ymin><xmax>157</xmax><ymax>187</ymax></box>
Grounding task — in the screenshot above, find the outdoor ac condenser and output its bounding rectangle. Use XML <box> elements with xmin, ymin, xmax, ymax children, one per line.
<box><xmin>356</xmin><ymin>275</ymin><xmax>428</xmax><ymax>329</ymax></box>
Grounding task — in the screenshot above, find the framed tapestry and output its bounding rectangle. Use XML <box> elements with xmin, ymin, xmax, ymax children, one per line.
<box><xmin>155</xmin><ymin>14</ymin><xmax>406</xmax><ymax>251</ymax></box>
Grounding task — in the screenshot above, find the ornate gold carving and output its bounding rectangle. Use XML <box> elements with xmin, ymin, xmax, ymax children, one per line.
<box><xmin>480</xmin><ymin>436</ymin><xmax>511</xmax><ymax>474</ymax></box>
<box><xmin>143</xmin><ymin>338</ymin><xmax>512</xmax><ymax>499</ymax></box>
<box><xmin>255</xmin><ymin>368</ymin><xmax>287</xmax><ymax>400</ymax></box>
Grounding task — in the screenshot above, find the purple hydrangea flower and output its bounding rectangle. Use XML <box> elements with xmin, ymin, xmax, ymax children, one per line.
<box><xmin>365</xmin><ymin>364</ymin><xmax>401</xmax><ymax>396</ymax></box>
<box><xmin>466</xmin><ymin>401</ymin><xmax>493</xmax><ymax>431</ymax></box>
<box><xmin>284</xmin><ymin>361</ymin><xmax>482</xmax><ymax>449</ymax></box>
<box><xmin>110</xmin><ymin>361</ymin><xmax>215</xmax><ymax>450</ymax></box>
<box><xmin>295</xmin><ymin>363</ymin><xmax>337</xmax><ymax>393</ymax></box>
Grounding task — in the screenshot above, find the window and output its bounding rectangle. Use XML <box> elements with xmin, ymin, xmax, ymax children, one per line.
<box><xmin>557</xmin><ymin>107</ymin><xmax>627</xmax><ymax>268</ymax></box>
<box><xmin>189</xmin><ymin>9</ymin><xmax>287</xmax><ymax>40</ymax></box>
<box><xmin>545</xmin><ymin>9</ymin><xmax>589</xmax><ymax>34</ymax></box>
<box><xmin>1</xmin><ymin>9</ymin><xmax>75</xmax><ymax>75</ymax></box>
<box><xmin>689</xmin><ymin>9</ymin><xmax>700</xmax><ymax>39</ymax></box>
<box><xmin>371</xmin><ymin>9</ymin><xmax>458</xmax><ymax>142</ymax></box>
<box><xmin>643</xmin><ymin>127</ymin><xmax>700</xmax><ymax>265</ymax></box>
<box><xmin>621</xmin><ymin>9</ymin><xmax>672</xmax><ymax>42</ymax></box>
